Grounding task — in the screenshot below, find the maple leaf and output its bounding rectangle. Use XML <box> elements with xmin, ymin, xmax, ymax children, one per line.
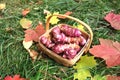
<box><xmin>92</xmin><ymin>75</ymin><xmax>106</xmax><ymax>80</ymax></box>
<box><xmin>45</xmin><ymin>12</ymin><xmax>60</xmax><ymax>25</ymax></box>
<box><xmin>4</xmin><ymin>75</ymin><xmax>27</xmax><ymax>80</ymax></box>
<box><xmin>89</xmin><ymin>38</ymin><xmax>120</xmax><ymax>68</ymax></box>
<box><xmin>75</xmin><ymin>24</ymin><xmax>86</xmax><ymax>32</ymax></box>
<box><xmin>104</xmin><ymin>12</ymin><xmax>120</xmax><ymax>30</ymax></box>
<box><xmin>0</xmin><ymin>3</ymin><xmax>6</xmax><ymax>10</ymax></box>
<box><xmin>107</xmin><ymin>75</ymin><xmax>120</xmax><ymax>80</ymax></box>
<box><xmin>74</xmin><ymin>69</ymin><xmax>91</xmax><ymax>80</ymax></box>
<box><xmin>22</xmin><ymin>8</ymin><xmax>30</xmax><ymax>16</ymax></box>
<box><xmin>34</xmin><ymin>22</ymin><xmax>45</xmax><ymax>37</ymax></box>
<box><xmin>24</xmin><ymin>29</ymin><xmax>39</xmax><ymax>42</ymax></box>
<box><xmin>73</xmin><ymin>55</ymin><xmax>97</xmax><ymax>80</ymax></box>
<box><xmin>20</xmin><ymin>18</ymin><xmax>32</xmax><ymax>29</ymax></box>
<box><xmin>73</xmin><ymin>55</ymin><xmax>97</xmax><ymax>69</ymax></box>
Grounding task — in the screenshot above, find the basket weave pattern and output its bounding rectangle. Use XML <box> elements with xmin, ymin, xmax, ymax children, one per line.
<box><xmin>39</xmin><ymin>14</ymin><xmax>93</xmax><ymax>67</ymax></box>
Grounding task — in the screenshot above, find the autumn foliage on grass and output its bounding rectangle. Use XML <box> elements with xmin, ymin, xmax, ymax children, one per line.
<box><xmin>89</xmin><ymin>38</ymin><xmax>120</xmax><ymax>68</ymax></box>
<box><xmin>104</xmin><ymin>12</ymin><xmax>120</xmax><ymax>30</ymax></box>
<box><xmin>4</xmin><ymin>75</ymin><xmax>27</xmax><ymax>80</ymax></box>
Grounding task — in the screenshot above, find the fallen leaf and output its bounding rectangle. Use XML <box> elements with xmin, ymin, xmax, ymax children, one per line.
<box><xmin>4</xmin><ymin>75</ymin><xmax>27</xmax><ymax>80</ymax></box>
<box><xmin>23</xmin><ymin>40</ymin><xmax>33</xmax><ymax>50</ymax></box>
<box><xmin>20</xmin><ymin>18</ymin><xmax>32</xmax><ymax>29</ymax></box>
<box><xmin>34</xmin><ymin>22</ymin><xmax>45</xmax><ymax>37</ymax></box>
<box><xmin>58</xmin><ymin>11</ymin><xmax>72</xmax><ymax>19</ymax></box>
<box><xmin>73</xmin><ymin>55</ymin><xmax>97</xmax><ymax>69</ymax></box>
<box><xmin>43</xmin><ymin>9</ymin><xmax>51</xmax><ymax>14</ymax></box>
<box><xmin>104</xmin><ymin>12</ymin><xmax>120</xmax><ymax>30</ymax></box>
<box><xmin>22</xmin><ymin>8</ymin><xmax>30</xmax><ymax>16</ymax></box>
<box><xmin>0</xmin><ymin>3</ymin><xmax>6</xmax><ymax>10</ymax></box>
<box><xmin>92</xmin><ymin>75</ymin><xmax>106</xmax><ymax>80</ymax></box>
<box><xmin>24</xmin><ymin>29</ymin><xmax>39</xmax><ymax>42</ymax></box>
<box><xmin>45</xmin><ymin>12</ymin><xmax>60</xmax><ymax>25</ymax></box>
<box><xmin>89</xmin><ymin>38</ymin><xmax>120</xmax><ymax>68</ymax></box>
<box><xmin>76</xmin><ymin>24</ymin><xmax>86</xmax><ymax>32</ymax></box>
<box><xmin>4</xmin><ymin>76</ymin><xmax>12</xmax><ymax>80</ymax></box>
<box><xmin>27</xmin><ymin>49</ymin><xmax>39</xmax><ymax>60</ymax></box>
<box><xmin>74</xmin><ymin>69</ymin><xmax>91</xmax><ymax>80</ymax></box>
<box><xmin>107</xmin><ymin>75</ymin><xmax>120</xmax><ymax>80</ymax></box>
<box><xmin>73</xmin><ymin>55</ymin><xmax>97</xmax><ymax>80</ymax></box>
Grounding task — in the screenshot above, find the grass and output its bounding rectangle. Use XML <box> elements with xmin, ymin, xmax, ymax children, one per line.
<box><xmin>0</xmin><ymin>0</ymin><xmax>120</xmax><ymax>80</ymax></box>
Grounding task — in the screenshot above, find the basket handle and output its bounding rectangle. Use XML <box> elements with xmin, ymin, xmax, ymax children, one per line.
<box><xmin>46</xmin><ymin>14</ymin><xmax>93</xmax><ymax>52</ymax></box>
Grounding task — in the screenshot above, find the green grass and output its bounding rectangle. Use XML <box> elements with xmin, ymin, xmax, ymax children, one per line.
<box><xmin>0</xmin><ymin>0</ymin><xmax>120</xmax><ymax>80</ymax></box>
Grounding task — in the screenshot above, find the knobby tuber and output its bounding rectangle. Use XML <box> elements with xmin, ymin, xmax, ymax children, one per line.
<box><xmin>40</xmin><ymin>24</ymin><xmax>87</xmax><ymax>59</ymax></box>
<box><xmin>60</xmin><ymin>24</ymin><xmax>81</xmax><ymax>37</ymax></box>
<box><xmin>52</xmin><ymin>43</ymin><xmax>80</xmax><ymax>54</ymax></box>
<box><xmin>51</xmin><ymin>26</ymin><xmax>86</xmax><ymax>45</ymax></box>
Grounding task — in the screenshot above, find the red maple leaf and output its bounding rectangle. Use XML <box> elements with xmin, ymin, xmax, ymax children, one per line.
<box><xmin>4</xmin><ymin>75</ymin><xmax>27</xmax><ymax>80</ymax></box>
<box><xmin>24</xmin><ymin>22</ymin><xmax>45</xmax><ymax>42</ymax></box>
<box><xmin>34</xmin><ymin>22</ymin><xmax>45</xmax><ymax>37</ymax></box>
<box><xmin>89</xmin><ymin>38</ymin><xmax>120</xmax><ymax>68</ymax></box>
<box><xmin>104</xmin><ymin>12</ymin><xmax>120</xmax><ymax>30</ymax></box>
<box><xmin>24</xmin><ymin>29</ymin><xmax>38</xmax><ymax>42</ymax></box>
<box><xmin>107</xmin><ymin>75</ymin><xmax>120</xmax><ymax>80</ymax></box>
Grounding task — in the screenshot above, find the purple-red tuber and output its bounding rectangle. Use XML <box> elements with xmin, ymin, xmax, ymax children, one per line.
<box><xmin>40</xmin><ymin>24</ymin><xmax>87</xmax><ymax>59</ymax></box>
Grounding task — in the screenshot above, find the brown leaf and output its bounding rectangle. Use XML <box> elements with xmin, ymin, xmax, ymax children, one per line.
<box><xmin>104</xmin><ymin>12</ymin><xmax>120</xmax><ymax>30</ymax></box>
<box><xmin>58</xmin><ymin>11</ymin><xmax>72</xmax><ymax>19</ymax></box>
<box><xmin>89</xmin><ymin>38</ymin><xmax>120</xmax><ymax>68</ymax></box>
<box><xmin>28</xmin><ymin>49</ymin><xmax>39</xmax><ymax>60</ymax></box>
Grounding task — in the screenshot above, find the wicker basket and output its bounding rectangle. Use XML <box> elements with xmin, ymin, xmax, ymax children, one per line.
<box><xmin>39</xmin><ymin>14</ymin><xmax>93</xmax><ymax>67</ymax></box>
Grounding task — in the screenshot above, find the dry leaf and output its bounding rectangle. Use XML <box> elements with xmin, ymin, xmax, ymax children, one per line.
<box><xmin>34</xmin><ymin>22</ymin><xmax>45</xmax><ymax>37</ymax></box>
<box><xmin>22</xmin><ymin>8</ymin><xmax>30</xmax><ymax>16</ymax></box>
<box><xmin>107</xmin><ymin>75</ymin><xmax>120</xmax><ymax>80</ymax></box>
<box><xmin>58</xmin><ymin>11</ymin><xmax>72</xmax><ymax>19</ymax></box>
<box><xmin>0</xmin><ymin>3</ymin><xmax>6</xmax><ymax>10</ymax></box>
<box><xmin>45</xmin><ymin>12</ymin><xmax>60</xmax><ymax>25</ymax></box>
<box><xmin>73</xmin><ymin>55</ymin><xmax>97</xmax><ymax>80</ymax></box>
<box><xmin>23</xmin><ymin>40</ymin><xmax>33</xmax><ymax>50</ymax></box>
<box><xmin>20</xmin><ymin>18</ymin><xmax>32</xmax><ymax>29</ymax></box>
<box><xmin>28</xmin><ymin>49</ymin><xmax>39</xmax><ymax>60</ymax></box>
<box><xmin>4</xmin><ymin>75</ymin><xmax>27</xmax><ymax>80</ymax></box>
<box><xmin>104</xmin><ymin>12</ymin><xmax>120</xmax><ymax>30</ymax></box>
<box><xmin>43</xmin><ymin>9</ymin><xmax>50</xmax><ymax>14</ymax></box>
<box><xmin>24</xmin><ymin>29</ymin><xmax>39</xmax><ymax>42</ymax></box>
<box><xmin>89</xmin><ymin>38</ymin><xmax>120</xmax><ymax>68</ymax></box>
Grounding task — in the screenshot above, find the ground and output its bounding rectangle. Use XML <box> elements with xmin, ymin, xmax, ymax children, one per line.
<box><xmin>0</xmin><ymin>0</ymin><xmax>120</xmax><ymax>80</ymax></box>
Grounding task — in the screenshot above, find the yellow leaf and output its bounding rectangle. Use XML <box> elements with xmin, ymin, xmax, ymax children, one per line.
<box><xmin>73</xmin><ymin>55</ymin><xmax>97</xmax><ymax>80</ymax></box>
<box><xmin>0</xmin><ymin>3</ymin><xmax>6</xmax><ymax>10</ymax></box>
<box><xmin>23</xmin><ymin>40</ymin><xmax>33</xmax><ymax>50</ymax></box>
<box><xmin>45</xmin><ymin>12</ymin><xmax>60</xmax><ymax>25</ymax></box>
<box><xmin>74</xmin><ymin>69</ymin><xmax>92</xmax><ymax>80</ymax></box>
<box><xmin>92</xmin><ymin>75</ymin><xmax>106</xmax><ymax>80</ymax></box>
<box><xmin>20</xmin><ymin>18</ymin><xmax>32</xmax><ymax>29</ymax></box>
<box><xmin>76</xmin><ymin>24</ymin><xmax>86</xmax><ymax>32</ymax></box>
<box><xmin>73</xmin><ymin>55</ymin><xmax>97</xmax><ymax>69</ymax></box>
